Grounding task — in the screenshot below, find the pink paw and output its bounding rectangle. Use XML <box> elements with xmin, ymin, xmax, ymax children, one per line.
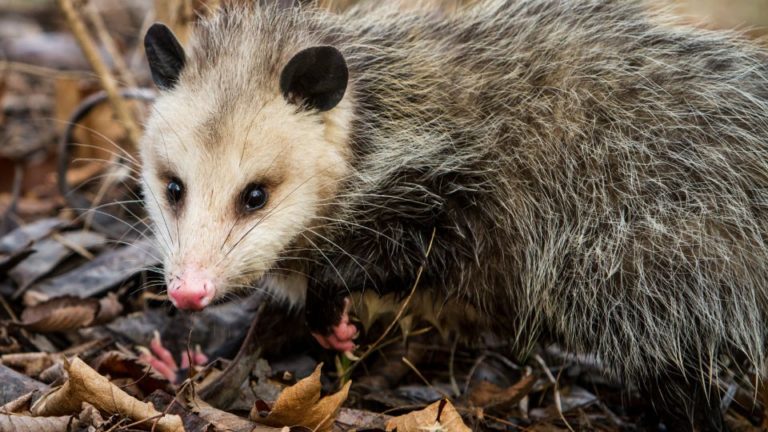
<box><xmin>138</xmin><ymin>331</ymin><xmax>209</xmax><ymax>382</ymax></box>
<box><xmin>311</xmin><ymin>298</ymin><xmax>358</xmax><ymax>352</ymax></box>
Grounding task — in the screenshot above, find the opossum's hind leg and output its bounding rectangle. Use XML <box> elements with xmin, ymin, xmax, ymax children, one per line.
<box><xmin>640</xmin><ymin>369</ymin><xmax>729</xmax><ymax>432</ymax></box>
<box><xmin>305</xmin><ymin>288</ymin><xmax>358</xmax><ymax>352</ymax></box>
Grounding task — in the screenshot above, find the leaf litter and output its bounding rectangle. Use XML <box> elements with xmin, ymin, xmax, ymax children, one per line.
<box><xmin>0</xmin><ymin>0</ymin><xmax>767</xmax><ymax>431</ymax></box>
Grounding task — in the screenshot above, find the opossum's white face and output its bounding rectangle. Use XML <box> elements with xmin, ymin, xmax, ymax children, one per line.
<box><xmin>140</xmin><ymin>24</ymin><xmax>351</xmax><ymax>310</ymax></box>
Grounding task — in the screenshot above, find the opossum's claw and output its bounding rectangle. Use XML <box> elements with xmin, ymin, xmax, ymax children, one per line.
<box><xmin>138</xmin><ymin>331</ymin><xmax>209</xmax><ymax>383</ymax></box>
<box><xmin>311</xmin><ymin>297</ymin><xmax>358</xmax><ymax>352</ymax></box>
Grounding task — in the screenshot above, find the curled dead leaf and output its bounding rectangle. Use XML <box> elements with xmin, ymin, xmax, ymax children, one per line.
<box><xmin>19</xmin><ymin>296</ymin><xmax>99</xmax><ymax>333</ymax></box>
<box><xmin>250</xmin><ymin>363</ymin><xmax>350</xmax><ymax>432</ymax></box>
<box><xmin>469</xmin><ymin>374</ymin><xmax>536</xmax><ymax>410</ymax></box>
<box><xmin>94</xmin><ymin>293</ymin><xmax>123</xmax><ymax>324</ymax></box>
<box><xmin>30</xmin><ymin>357</ymin><xmax>183</xmax><ymax>432</ymax></box>
<box><xmin>0</xmin><ymin>352</ymin><xmax>60</xmax><ymax>378</ymax></box>
<box><xmin>0</xmin><ymin>413</ymin><xmax>72</xmax><ymax>432</ymax></box>
<box><xmin>177</xmin><ymin>387</ymin><xmax>280</xmax><ymax>432</ymax></box>
<box><xmin>385</xmin><ymin>399</ymin><xmax>471</xmax><ymax>432</ymax></box>
<box><xmin>93</xmin><ymin>350</ymin><xmax>170</xmax><ymax>396</ymax></box>
<box><xmin>0</xmin><ymin>392</ymin><xmax>36</xmax><ymax>414</ymax></box>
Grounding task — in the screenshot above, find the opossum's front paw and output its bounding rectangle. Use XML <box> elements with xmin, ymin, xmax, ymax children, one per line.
<box><xmin>310</xmin><ymin>297</ymin><xmax>358</xmax><ymax>352</ymax></box>
<box><xmin>138</xmin><ymin>331</ymin><xmax>208</xmax><ymax>383</ymax></box>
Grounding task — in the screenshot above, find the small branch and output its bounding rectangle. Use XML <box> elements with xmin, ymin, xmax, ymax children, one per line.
<box><xmin>342</xmin><ymin>228</ymin><xmax>437</xmax><ymax>381</ymax></box>
<box><xmin>57</xmin><ymin>0</ymin><xmax>142</xmax><ymax>150</ymax></box>
<box><xmin>84</xmin><ymin>2</ymin><xmax>138</xmax><ymax>88</ymax></box>
<box><xmin>0</xmin><ymin>61</ymin><xmax>94</xmax><ymax>80</ymax></box>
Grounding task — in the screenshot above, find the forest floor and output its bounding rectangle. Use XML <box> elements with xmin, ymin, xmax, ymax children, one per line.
<box><xmin>1</xmin><ymin>0</ymin><xmax>767</xmax><ymax>431</ymax></box>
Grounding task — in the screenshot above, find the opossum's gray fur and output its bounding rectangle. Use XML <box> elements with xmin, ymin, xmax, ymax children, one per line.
<box><xmin>184</xmin><ymin>0</ymin><xmax>768</xmax><ymax>405</ymax></box>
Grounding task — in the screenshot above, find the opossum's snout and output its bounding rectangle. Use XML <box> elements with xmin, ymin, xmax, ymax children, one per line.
<box><xmin>167</xmin><ymin>267</ymin><xmax>216</xmax><ymax>310</ymax></box>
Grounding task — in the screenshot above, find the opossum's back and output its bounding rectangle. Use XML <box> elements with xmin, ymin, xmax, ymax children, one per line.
<box><xmin>345</xmin><ymin>0</ymin><xmax>768</xmax><ymax>379</ymax></box>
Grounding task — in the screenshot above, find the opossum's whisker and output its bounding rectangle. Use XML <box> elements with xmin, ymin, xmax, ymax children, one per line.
<box><xmin>311</xmin><ymin>216</ymin><xmax>401</xmax><ymax>245</ymax></box>
<box><xmin>74</xmin><ymin>201</ymin><xmax>172</xmax><ymax>254</ymax></box>
<box><xmin>303</xmin><ymin>227</ymin><xmax>373</xmax><ymax>283</ymax></box>
<box><xmin>66</xmin><ymin>171</ymin><xmax>138</xmax><ymax>198</ymax></box>
<box><xmin>71</xmin><ymin>208</ymin><xmax>147</xmax><ymax>236</ymax></box>
<box><xmin>142</xmin><ymin>180</ymin><xmax>176</xmax><ymax>253</ymax></box>
<box><xmin>72</xmin><ymin>149</ymin><xmax>141</xmax><ymax>175</ymax></box>
<box><xmin>102</xmin><ymin>238</ymin><xmax>165</xmax><ymax>264</ymax></box>
<box><xmin>300</xmin><ymin>232</ymin><xmax>351</xmax><ymax>295</ymax></box>
<box><xmin>150</xmin><ymin>107</ymin><xmax>188</xmax><ymax>254</ymax></box>
<box><xmin>50</xmin><ymin>117</ymin><xmax>141</xmax><ymax>166</ymax></box>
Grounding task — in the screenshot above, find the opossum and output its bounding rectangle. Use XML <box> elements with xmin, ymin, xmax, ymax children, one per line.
<box><xmin>140</xmin><ymin>0</ymin><xmax>768</xmax><ymax>429</ymax></box>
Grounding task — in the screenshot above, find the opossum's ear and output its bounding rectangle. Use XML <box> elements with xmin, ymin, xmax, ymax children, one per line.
<box><xmin>145</xmin><ymin>23</ymin><xmax>186</xmax><ymax>91</ymax></box>
<box><xmin>280</xmin><ymin>46</ymin><xmax>348</xmax><ymax>111</ymax></box>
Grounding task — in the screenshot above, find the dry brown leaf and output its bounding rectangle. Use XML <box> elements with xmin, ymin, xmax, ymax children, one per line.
<box><xmin>19</xmin><ymin>296</ymin><xmax>100</xmax><ymax>333</ymax></box>
<box><xmin>0</xmin><ymin>352</ymin><xmax>60</xmax><ymax>378</ymax></box>
<box><xmin>94</xmin><ymin>293</ymin><xmax>123</xmax><ymax>324</ymax></box>
<box><xmin>93</xmin><ymin>350</ymin><xmax>171</xmax><ymax>396</ymax></box>
<box><xmin>77</xmin><ymin>402</ymin><xmax>105</xmax><ymax>429</ymax></box>
<box><xmin>468</xmin><ymin>374</ymin><xmax>536</xmax><ymax>410</ymax></box>
<box><xmin>0</xmin><ymin>392</ymin><xmax>35</xmax><ymax>414</ymax></box>
<box><xmin>251</xmin><ymin>363</ymin><xmax>350</xmax><ymax>432</ymax></box>
<box><xmin>385</xmin><ymin>399</ymin><xmax>471</xmax><ymax>432</ymax></box>
<box><xmin>31</xmin><ymin>357</ymin><xmax>183</xmax><ymax>432</ymax></box>
<box><xmin>182</xmin><ymin>391</ymin><xmax>280</xmax><ymax>432</ymax></box>
<box><xmin>0</xmin><ymin>413</ymin><xmax>72</xmax><ymax>432</ymax></box>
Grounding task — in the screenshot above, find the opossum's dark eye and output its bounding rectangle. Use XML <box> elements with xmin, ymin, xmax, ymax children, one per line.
<box><xmin>166</xmin><ymin>178</ymin><xmax>184</xmax><ymax>207</ymax></box>
<box><xmin>242</xmin><ymin>184</ymin><xmax>268</xmax><ymax>212</ymax></box>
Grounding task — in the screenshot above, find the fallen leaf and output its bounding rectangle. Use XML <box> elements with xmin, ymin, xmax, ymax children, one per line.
<box><xmin>0</xmin><ymin>352</ymin><xmax>60</xmax><ymax>377</ymax></box>
<box><xmin>31</xmin><ymin>357</ymin><xmax>183</xmax><ymax>432</ymax></box>
<box><xmin>77</xmin><ymin>402</ymin><xmax>105</xmax><ymax>429</ymax></box>
<box><xmin>8</xmin><ymin>230</ymin><xmax>106</xmax><ymax>291</ymax></box>
<box><xmin>94</xmin><ymin>292</ymin><xmax>123</xmax><ymax>324</ymax></box>
<box><xmin>469</xmin><ymin>374</ymin><xmax>536</xmax><ymax>410</ymax></box>
<box><xmin>24</xmin><ymin>238</ymin><xmax>158</xmax><ymax>304</ymax></box>
<box><xmin>0</xmin><ymin>218</ymin><xmax>64</xmax><ymax>255</ymax></box>
<box><xmin>177</xmin><ymin>384</ymin><xmax>281</xmax><ymax>432</ymax></box>
<box><xmin>93</xmin><ymin>350</ymin><xmax>170</xmax><ymax>396</ymax></box>
<box><xmin>19</xmin><ymin>296</ymin><xmax>100</xmax><ymax>333</ymax></box>
<box><xmin>145</xmin><ymin>390</ymin><xmax>218</xmax><ymax>432</ymax></box>
<box><xmin>385</xmin><ymin>399</ymin><xmax>471</xmax><ymax>432</ymax></box>
<box><xmin>0</xmin><ymin>364</ymin><xmax>48</xmax><ymax>406</ymax></box>
<box><xmin>0</xmin><ymin>413</ymin><xmax>72</xmax><ymax>432</ymax></box>
<box><xmin>0</xmin><ymin>391</ymin><xmax>35</xmax><ymax>414</ymax></box>
<box><xmin>336</xmin><ymin>407</ymin><xmax>391</xmax><ymax>430</ymax></box>
<box><xmin>251</xmin><ymin>363</ymin><xmax>350</xmax><ymax>432</ymax></box>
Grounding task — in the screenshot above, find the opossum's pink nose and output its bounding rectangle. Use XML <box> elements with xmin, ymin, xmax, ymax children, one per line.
<box><xmin>167</xmin><ymin>268</ymin><xmax>216</xmax><ymax>311</ymax></box>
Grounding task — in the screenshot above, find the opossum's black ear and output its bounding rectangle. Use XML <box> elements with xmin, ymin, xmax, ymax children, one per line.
<box><xmin>280</xmin><ymin>46</ymin><xmax>348</xmax><ymax>111</ymax></box>
<box><xmin>145</xmin><ymin>23</ymin><xmax>186</xmax><ymax>91</ymax></box>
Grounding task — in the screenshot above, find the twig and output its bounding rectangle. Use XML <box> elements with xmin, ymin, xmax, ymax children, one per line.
<box><xmin>84</xmin><ymin>2</ymin><xmax>138</xmax><ymax>89</ymax></box>
<box><xmin>0</xmin><ymin>163</ymin><xmax>23</xmax><ymax>234</ymax></box>
<box><xmin>198</xmin><ymin>302</ymin><xmax>266</xmax><ymax>406</ymax></box>
<box><xmin>534</xmin><ymin>354</ymin><xmax>574</xmax><ymax>432</ymax></box>
<box><xmin>448</xmin><ymin>335</ymin><xmax>460</xmax><ymax>397</ymax></box>
<box><xmin>342</xmin><ymin>228</ymin><xmax>437</xmax><ymax>381</ymax></box>
<box><xmin>57</xmin><ymin>0</ymin><xmax>142</xmax><ymax>150</ymax></box>
<box><xmin>401</xmin><ymin>356</ymin><xmax>451</xmax><ymax>399</ymax></box>
<box><xmin>0</xmin><ymin>60</ymin><xmax>96</xmax><ymax>79</ymax></box>
<box><xmin>52</xmin><ymin>232</ymin><xmax>95</xmax><ymax>260</ymax></box>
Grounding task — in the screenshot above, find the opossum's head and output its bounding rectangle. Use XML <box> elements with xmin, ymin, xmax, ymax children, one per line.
<box><xmin>139</xmin><ymin>23</ymin><xmax>352</xmax><ymax>310</ymax></box>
